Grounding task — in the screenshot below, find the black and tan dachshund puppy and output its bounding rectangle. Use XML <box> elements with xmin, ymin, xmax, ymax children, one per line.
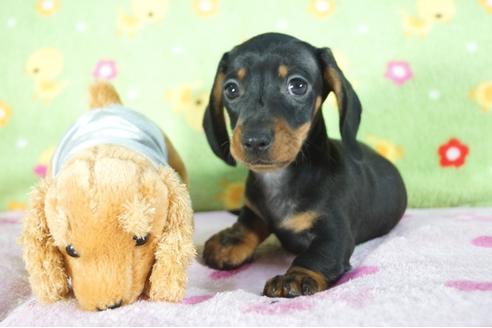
<box><xmin>202</xmin><ymin>33</ymin><xmax>407</xmax><ymax>298</ymax></box>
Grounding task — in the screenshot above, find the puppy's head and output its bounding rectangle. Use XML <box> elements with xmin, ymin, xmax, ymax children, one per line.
<box><xmin>203</xmin><ymin>33</ymin><xmax>362</xmax><ymax>171</ymax></box>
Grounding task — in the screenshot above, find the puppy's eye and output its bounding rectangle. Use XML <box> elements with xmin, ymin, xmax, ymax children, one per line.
<box><xmin>224</xmin><ymin>81</ymin><xmax>240</xmax><ymax>100</ymax></box>
<box><xmin>133</xmin><ymin>234</ymin><xmax>149</xmax><ymax>246</ymax></box>
<box><xmin>66</xmin><ymin>244</ymin><xmax>80</xmax><ymax>258</ymax></box>
<box><xmin>288</xmin><ymin>77</ymin><xmax>308</xmax><ymax>96</ymax></box>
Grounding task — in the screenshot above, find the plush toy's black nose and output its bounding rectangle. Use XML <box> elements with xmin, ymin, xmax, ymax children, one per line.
<box><xmin>108</xmin><ymin>300</ymin><xmax>122</xmax><ymax>309</ymax></box>
<box><xmin>97</xmin><ymin>300</ymin><xmax>123</xmax><ymax>311</ymax></box>
<box><xmin>242</xmin><ymin>133</ymin><xmax>272</xmax><ymax>153</ymax></box>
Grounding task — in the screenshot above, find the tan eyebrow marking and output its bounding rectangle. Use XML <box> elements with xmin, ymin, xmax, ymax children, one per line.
<box><xmin>278</xmin><ymin>65</ymin><xmax>288</xmax><ymax>78</ymax></box>
<box><xmin>237</xmin><ymin>68</ymin><xmax>247</xmax><ymax>80</ymax></box>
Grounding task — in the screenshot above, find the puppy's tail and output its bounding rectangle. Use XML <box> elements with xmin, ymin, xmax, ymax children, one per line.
<box><xmin>89</xmin><ymin>81</ymin><xmax>122</xmax><ymax>109</ymax></box>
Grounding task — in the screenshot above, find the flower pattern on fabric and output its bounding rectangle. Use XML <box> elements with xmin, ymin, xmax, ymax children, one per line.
<box><xmin>0</xmin><ymin>101</ymin><xmax>12</xmax><ymax>127</ymax></box>
<box><xmin>1</xmin><ymin>1</ymin><xmax>491</xmax><ymax>211</ymax></box>
<box><xmin>33</xmin><ymin>147</ymin><xmax>55</xmax><ymax>178</ymax></box>
<box><xmin>480</xmin><ymin>0</ymin><xmax>492</xmax><ymax>13</ymax></box>
<box><xmin>438</xmin><ymin>138</ymin><xmax>469</xmax><ymax>168</ymax></box>
<box><xmin>216</xmin><ymin>181</ymin><xmax>245</xmax><ymax>209</ymax></box>
<box><xmin>469</xmin><ymin>81</ymin><xmax>492</xmax><ymax>112</ymax></box>
<box><xmin>244</xmin><ymin>298</ymin><xmax>313</xmax><ymax>315</ymax></box>
<box><xmin>93</xmin><ymin>60</ymin><xmax>117</xmax><ymax>80</ymax></box>
<box><xmin>308</xmin><ymin>0</ymin><xmax>336</xmax><ymax>18</ymax></box>
<box><xmin>385</xmin><ymin>61</ymin><xmax>413</xmax><ymax>86</ymax></box>
<box><xmin>193</xmin><ymin>0</ymin><xmax>219</xmax><ymax>17</ymax></box>
<box><xmin>445</xmin><ymin>280</ymin><xmax>492</xmax><ymax>291</ymax></box>
<box><xmin>366</xmin><ymin>135</ymin><xmax>404</xmax><ymax>163</ymax></box>
<box><xmin>35</xmin><ymin>0</ymin><xmax>60</xmax><ymax>16</ymax></box>
<box><xmin>6</xmin><ymin>201</ymin><xmax>27</xmax><ymax>211</ymax></box>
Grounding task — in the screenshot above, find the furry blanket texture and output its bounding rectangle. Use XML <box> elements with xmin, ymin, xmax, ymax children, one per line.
<box><xmin>1</xmin><ymin>208</ymin><xmax>492</xmax><ymax>326</ymax></box>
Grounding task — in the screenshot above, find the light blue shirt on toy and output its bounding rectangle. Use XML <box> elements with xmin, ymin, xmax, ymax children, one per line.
<box><xmin>51</xmin><ymin>105</ymin><xmax>168</xmax><ymax>176</ymax></box>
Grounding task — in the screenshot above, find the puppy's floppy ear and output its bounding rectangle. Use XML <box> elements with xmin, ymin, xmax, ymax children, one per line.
<box><xmin>317</xmin><ymin>48</ymin><xmax>362</xmax><ymax>159</ymax></box>
<box><xmin>202</xmin><ymin>52</ymin><xmax>236</xmax><ymax>166</ymax></box>
<box><xmin>19</xmin><ymin>179</ymin><xmax>69</xmax><ymax>303</ymax></box>
<box><xmin>147</xmin><ymin>166</ymin><xmax>196</xmax><ymax>302</ymax></box>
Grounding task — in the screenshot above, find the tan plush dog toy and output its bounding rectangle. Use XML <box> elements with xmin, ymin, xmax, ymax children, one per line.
<box><xmin>20</xmin><ymin>81</ymin><xmax>195</xmax><ymax>311</ymax></box>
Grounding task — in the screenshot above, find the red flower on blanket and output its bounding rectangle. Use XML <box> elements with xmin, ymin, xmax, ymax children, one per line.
<box><xmin>93</xmin><ymin>60</ymin><xmax>117</xmax><ymax>80</ymax></box>
<box><xmin>438</xmin><ymin>138</ymin><xmax>469</xmax><ymax>167</ymax></box>
<box><xmin>384</xmin><ymin>61</ymin><xmax>413</xmax><ymax>86</ymax></box>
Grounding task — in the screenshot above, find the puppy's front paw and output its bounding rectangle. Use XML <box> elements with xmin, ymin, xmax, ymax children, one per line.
<box><xmin>202</xmin><ymin>224</ymin><xmax>257</xmax><ymax>270</ymax></box>
<box><xmin>263</xmin><ymin>266</ymin><xmax>328</xmax><ymax>298</ymax></box>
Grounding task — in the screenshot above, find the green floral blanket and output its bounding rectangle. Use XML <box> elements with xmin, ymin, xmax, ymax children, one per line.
<box><xmin>1</xmin><ymin>0</ymin><xmax>491</xmax><ymax>211</ymax></box>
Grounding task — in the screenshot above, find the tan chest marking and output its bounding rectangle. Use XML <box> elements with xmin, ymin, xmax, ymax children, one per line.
<box><xmin>279</xmin><ymin>211</ymin><xmax>319</xmax><ymax>233</ymax></box>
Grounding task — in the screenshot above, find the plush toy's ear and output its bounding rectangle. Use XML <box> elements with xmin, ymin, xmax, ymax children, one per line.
<box><xmin>317</xmin><ymin>48</ymin><xmax>362</xmax><ymax>159</ymax></box>
<box><xmin>147</xmin><ymin>166</ymin><xmax>196</xmax><ymax>302</ymax></box>
<box><xmin>202</xmin><ymin>52</ymin><xmax>236</xmax><ymax>166</ymax></box>
<box><xmin>118</xmin><ymin>196</ymin><xmax>155</xmax><ymax>238</ymax></box>
<box><xmin>19</xmin><ymin>179</ymin><xmax>69</xmax><ymax>303</ymax></box>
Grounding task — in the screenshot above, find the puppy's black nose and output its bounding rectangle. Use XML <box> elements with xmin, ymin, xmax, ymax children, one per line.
<box><xmin>242</xmin><ymin>133</ymin><xmax>272</xmax><ymax>153</ymax></box>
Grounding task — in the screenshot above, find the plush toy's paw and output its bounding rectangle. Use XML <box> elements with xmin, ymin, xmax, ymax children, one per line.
<box><xmin>148</xmin><ymin>274</ymin><xmax>186</xmax><ymax>303</ymax></box>
<box><xmin>263</xmin><ymin>267</ymin><xmax>328</xmax><ymax>298</ymax></box>
<box><xmin>203</xmin><ymin>224</ymin><xmax>257</xmax><ymax>270</ymax></box>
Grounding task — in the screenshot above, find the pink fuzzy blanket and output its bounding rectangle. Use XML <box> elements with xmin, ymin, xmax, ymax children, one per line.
<box><xmin>1</xmin><ymin>209</ymin><xmax>492</xmax><ymax>326</ymax></box>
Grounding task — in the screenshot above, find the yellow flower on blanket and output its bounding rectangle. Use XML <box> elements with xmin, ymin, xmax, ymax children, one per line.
<box><xmin>308</xmin><ymin>0</ymin><xmax>336</xmax><ymax>18</ymax></box>
<box><xmin>35</xmin><ymin>0</ymin><xmax>60</xmax><ymax>16</ymax></box>
<box><xmin>469</xmin><ymin>81</ymin><xmax>492</xmax><ymax>112</ymax></box>
<box><xmin>164</xmin><ymin>83</ymin><xmax>208</xmax><ymax>131</ymax></box>
<box><xmin>480</xmin><ymin>0</ymin><xmax>492</xmax><ymax>13</ymax></box>
<box><xmin>216</xmin><ymin>181</ymin><xmax>245</xmax><ymax>210</ymax></box>
<box><xmin>366</xmin><ymin>135</ymin><xmax>404</xmax><ymax>163</ymax></box>
<box><xmin>193</xmin><ymin>0</ymin><xmax>219</xmax><ymax>17</ymax></box>
<box><xmin>0</xmin><ymin>101</ymin><xmax>12</xmax><ymax>127</ymax></box>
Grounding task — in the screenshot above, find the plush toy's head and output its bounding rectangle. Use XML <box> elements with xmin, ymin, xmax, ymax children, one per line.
<box><xmin>47</xmin><ymin>149</ymin><xmax>170</xmax><ymax>310</ymax></box>
<box><xmin>21</xmin><ymin>82</ymin><xmax>195</xmax><ymax>311</ymax></box>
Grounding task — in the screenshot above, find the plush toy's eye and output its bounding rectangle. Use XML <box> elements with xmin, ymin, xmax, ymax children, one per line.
<box><xmin>66</xmin><ymin>244</ymin><xmax>80</xmax><ymax>258</ymax></box>
<box><xmin>133</xmin><ymin>234</ymin><xmax>149</xmax><ymax>246</ymax></box>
